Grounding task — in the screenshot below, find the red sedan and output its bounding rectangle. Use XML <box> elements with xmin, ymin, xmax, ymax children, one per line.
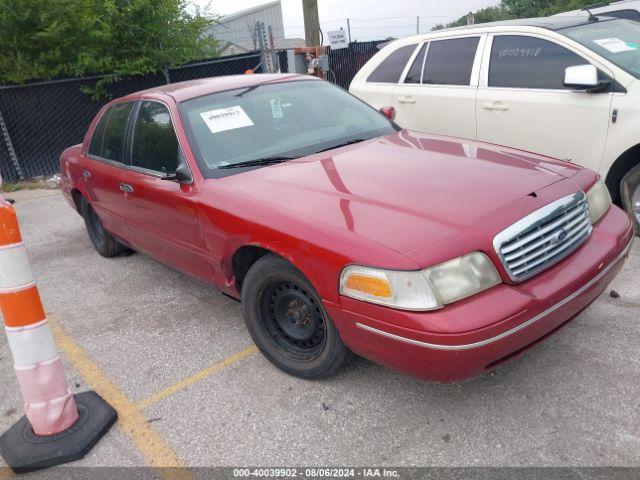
<box><xmin>60</xmin><ymin>74</ymin><xmax>633</xmax><ymax>382</ymax></box>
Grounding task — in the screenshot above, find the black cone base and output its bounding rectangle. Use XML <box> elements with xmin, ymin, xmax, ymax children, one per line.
<box><xmin>0</xmin><ymin>391</ymin><xmax>117</xmax><ymax>473</ymax></box>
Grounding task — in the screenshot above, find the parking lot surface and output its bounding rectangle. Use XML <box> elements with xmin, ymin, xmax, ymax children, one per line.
<box><xmin>1</xmin><ymin>189</ymin><xmax>639</xmax><ymax>473</ymax></box>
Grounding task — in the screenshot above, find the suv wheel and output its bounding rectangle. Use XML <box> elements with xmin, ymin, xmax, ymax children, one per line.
<box><xmin>621</xmin><ymin>165</ymin><xmax>640</xmax><ymax>236</ymax></box>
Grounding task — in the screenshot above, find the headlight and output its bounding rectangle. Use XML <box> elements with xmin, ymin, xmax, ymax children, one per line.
<box><xmin>586</xmin><ymin>179</ymin><xmax>611</xmax><ymax>224</ymax></box>
<box><xmin>339</xmin><ymin>252</ymin><xmax>501</xmax><ymax>311</ymax></box>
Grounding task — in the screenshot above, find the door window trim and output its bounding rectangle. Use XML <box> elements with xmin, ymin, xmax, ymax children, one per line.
<box><xmin>88</xmin><ymin>99</ymin><xmax>194</xmax><ymax>182</ymax></box>
<box><xmin>479</xmin><ymin>32</ymin><xmax>617</xmax><ymax>92</ymax></box>
<box><xmin>397</xmin><ymin>34</ymin><xmax>487</xmax><ymax>88</ymax></box>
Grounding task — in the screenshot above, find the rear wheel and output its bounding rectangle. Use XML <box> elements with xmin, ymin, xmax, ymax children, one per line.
<box><xmin>80</xmin><ymin>198</ymin><xmax>128</xmax><ymax>257</ymax></box>
<box><xmin>241</xmin><ymin>254</ymin><xmax>353</xmax><ymax>379</ymax></box>
<box><xmin>621</xmin><ymin>165</ymin><xmax>640</xmax><ymax>236</ymax></box>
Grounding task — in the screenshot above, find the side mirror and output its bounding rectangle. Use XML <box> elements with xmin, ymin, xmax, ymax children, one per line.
<box><xmin>564</xmin><ymin>64</ymin><xmax>609</xmax><ymax>92</ymax></box>
<box><xmin>161</xmin><ymin>155</ymin><xmax>193</xmax><ymax>184</ymax></box>
<box><xmin>174</xmin><ymin>162</ymin><xmax>193</xmax><ymax>184</ymax></box>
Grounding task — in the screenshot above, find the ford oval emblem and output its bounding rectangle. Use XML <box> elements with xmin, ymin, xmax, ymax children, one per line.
<box><xmin>550</xmin><ymin>228</ymin><xmax>568</xmax><ymax>245</ymax></box>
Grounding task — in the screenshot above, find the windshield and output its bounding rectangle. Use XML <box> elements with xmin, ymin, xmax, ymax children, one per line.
<box><xmin>561</xmin><ymin>18</ymin><xmax>640</xmax><ymax>79</ymax></box>
<box><xmin>178</xmin><ymin>79</ymin><xmax>397</xmax><ymax>178</ymax></box>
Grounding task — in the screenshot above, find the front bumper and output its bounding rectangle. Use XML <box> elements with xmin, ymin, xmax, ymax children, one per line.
<box><xmin>324</xmin><ymin>206</ymin><xmax>634</xmax><ymax>382</ymax></box>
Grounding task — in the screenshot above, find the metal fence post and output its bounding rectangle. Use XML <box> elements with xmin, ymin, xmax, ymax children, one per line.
<box><xmin>0</xmin><ymin>106</ymin><xmax>24</xmax><ymax>182</ymax></box>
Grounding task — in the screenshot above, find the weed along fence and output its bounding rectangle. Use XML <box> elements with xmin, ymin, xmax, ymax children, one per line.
<box><xmin>0</xmin><ymin>40</ymin><xmax>386</xmax><ymax>183</ymax></box>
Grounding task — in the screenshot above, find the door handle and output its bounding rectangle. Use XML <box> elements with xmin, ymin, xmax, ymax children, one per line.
<box><xmin>119</xmin><ymin>183</ymin><xmax>134</xmax><ymax>193</ymax></box>
<box><xmin>483</xmin><ymin>102</ymin><xmax>509</xmax><ymax>111</ymax></box>
<box><xmin>81</xmin><ymin>170</ymin><xmax>91</xmax><ymax>179</ymax></box>
<box><xmin>397</xmin><ymin>96</ymin><xmax>416</xmax><ymax>104</ymax></box>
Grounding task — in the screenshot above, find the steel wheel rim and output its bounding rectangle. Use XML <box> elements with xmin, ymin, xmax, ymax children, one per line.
<box><xmin>261</xmin><ymin>281</ymin><xmax>326</xmax><ymax>360</ymax></box>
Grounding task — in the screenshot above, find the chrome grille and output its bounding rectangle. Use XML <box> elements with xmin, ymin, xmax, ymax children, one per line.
<box><xmin>493</xmin><ymin>192</ymin><xmax>593</xmax><ymax>282</ymax></box>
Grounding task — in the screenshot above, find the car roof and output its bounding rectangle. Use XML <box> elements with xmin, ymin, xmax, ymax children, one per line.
<box><xmin>123</xmin><ymin>73</ymin><xmax>316</xmax><ymax>103</ymax></box>
<box><xmin>435</xmin><ymin>14</ymin><xmax>621</xmax><ymax>34</ymax></box>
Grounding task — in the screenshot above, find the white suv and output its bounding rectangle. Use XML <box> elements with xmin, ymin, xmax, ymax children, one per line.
<box><xmin>349</xmin><ymin>15</ymin><xmax>640</xmax><ymax>233</ymax></box>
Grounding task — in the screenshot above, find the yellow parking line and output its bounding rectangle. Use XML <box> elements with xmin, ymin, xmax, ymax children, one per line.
<box><xmin>0</xmin><ymin>467</ymin><xmax>14</xmax><ymax>479</ymax></box>
<box><xmin>136</xmin><ymin>345</ymin><xmax>258</xmax><ymax>410</ymax></box>
<box><xmin>48</xmin><ymin>318</ymin><xmax>191</xmax><ymax>480</ymax></box>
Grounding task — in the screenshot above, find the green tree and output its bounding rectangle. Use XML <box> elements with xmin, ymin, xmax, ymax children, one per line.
<box><xmin>433</xmin><ymin>0</ymin><xmax>598</xmax><ymax>31</ymax></box>
<box><xmin>0</xmin><ymin>0</ymin><xmax>218</xmax><ymax>85</ymax></box>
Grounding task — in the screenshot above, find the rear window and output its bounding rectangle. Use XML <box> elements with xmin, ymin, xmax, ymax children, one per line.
<box><xmin>89</xmin><ymin>102</ymin><xmax>134</xmax><ymax>163</ymax></box>
<box><xmin>423</xmin><ymin>37</ymin><xmax>480</xmax><ymax>85</ymax></box>
<box><xmin>604</xmin><ymin>9</ymin><xmax>640</xmax><ymax>21</ymax></box>
<box><xmin>367</xmin><ymin>44</ymin><xmax>418</xmax><ymax>83</ymax></box>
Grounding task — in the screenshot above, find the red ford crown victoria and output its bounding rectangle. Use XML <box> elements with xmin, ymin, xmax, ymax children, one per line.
<box><xmin>60</xmin><ymin>74</ymin><xmax>633</xmax><ymax>382</ymax></box>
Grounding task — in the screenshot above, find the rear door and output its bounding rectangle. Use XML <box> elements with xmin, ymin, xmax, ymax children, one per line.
<box><xmin>350</xmin><ymin>43</ymin><xmax>419</xmax><ymax>110</ymax></box>
<box><xmin>83</xmin><ymin>102</ymin><xmax>135</xmax><ymax>242</ymax></box>
<box><xmin>122</xmin><ymin>100</ymin><xmax>211</xmax><ymax>281</ymax></box>
<box><xmin>475</xmin><ymin>33</ymin><xmax>614</xmax><ymax>170</ymax></box>
<box><xmin>392</xmin><ymin>35</ymin><xmax>485</xmax><ymax>139</ymax></box>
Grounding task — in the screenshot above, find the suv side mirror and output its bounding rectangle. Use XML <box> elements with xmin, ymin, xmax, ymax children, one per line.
<box><xmin>564</xmin><ymin>64</ymin><xmax>609</xmax><ymax>92</ymax></box>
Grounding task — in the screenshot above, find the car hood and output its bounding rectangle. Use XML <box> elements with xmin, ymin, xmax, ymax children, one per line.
<box><xmin>216</xmin><ymin>130</ymin><xmax>583</xmax><ymax>262</ymax></box>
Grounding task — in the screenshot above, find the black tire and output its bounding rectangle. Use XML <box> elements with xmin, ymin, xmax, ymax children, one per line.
<box><xmin>621</xmin><ymin>165</ymin><xmax>640</xmax><ymax>236</ymax></box>
<box><xmin>80</xmin><ymin>198</ymin><xmax>128</xmax><ymax>257</ymax></box>
<box><xmin>241</xmin><ymin>254</ymin><xmax>353</xmax><ymax>379</ymax></box>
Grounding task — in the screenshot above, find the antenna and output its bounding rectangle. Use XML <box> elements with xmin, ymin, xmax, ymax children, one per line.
<box><xmin>582</xmin><ymin>6</ymin><xmax>600</xmax><ymax>21</ymax></box>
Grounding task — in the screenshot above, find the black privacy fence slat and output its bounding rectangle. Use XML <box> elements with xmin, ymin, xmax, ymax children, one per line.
<box><xmin>327</xmin><ymin>40</ymin><xmax>387</xmax><ymax>89</ymax></box>
<box><xmin>0</xmin><ymin>42</ymin><xmax>386</xmax><ymax>183</ymax></box>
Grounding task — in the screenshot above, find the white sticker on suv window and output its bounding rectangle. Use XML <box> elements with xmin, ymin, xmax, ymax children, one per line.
<box><xmin>200</xmin><ymin>106</ymin><xmax>254</xmax><ymax>134</ymax></box>
<box><xmin>593</xmin><ymin>38</ymin><xmax>636</xmax><ymax>53</ymax></box>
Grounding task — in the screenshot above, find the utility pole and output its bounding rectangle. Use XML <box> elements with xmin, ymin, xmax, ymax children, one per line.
<box><xmin>302</xmin><ymin>0</ymin><xmax>320</xmax><ymax>46</ymax></box>
<box><xmin>416</xmin><ymin>16</ymin><xmax>420</xmax><ymax>34</ymax></box>
<box><xmin>467</xmin><ymin>12</ymin><xmax>475</xmax><ymax>25</ymax></box>
<box><xmin>347</xmin><ymin>18</ymin><xmax>351</xmax><ymax>43</ymax></box>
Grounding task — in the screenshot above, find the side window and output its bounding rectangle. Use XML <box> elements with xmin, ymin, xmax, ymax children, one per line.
<box><xmin>404</xmin><ymin>43</ymin><xmax>428</xmax><ymax>84</ymax></box>
<box><xmin>367</xmin><ymin>44</ymin><xmax>418</xmax><ymax>83</ymax></box>
<box><xmin>131</xmin><ymin>101</ymin><xmax>179</xmax><ymax>174</ymax></box>
<box><xmin>88</xmin><ymin>109</ymin><xmax>110</xmax><ymax>157</ymax></box>
<box><xmin>489</xmin><ymin>35</ymin><xmax>587</xmax><ymax>89</ymax></box>
<box><xmin>99</xmin><ymin>102</ymin><xmax>134</xmax><ymax>163</ymax></box>
<box><xmin>423</xmin><ymin>37</ymin><xmax>480</xmax><ymax>85</ymax></box>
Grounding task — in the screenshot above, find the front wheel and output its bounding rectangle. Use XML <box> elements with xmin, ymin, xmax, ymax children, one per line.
<box><xmin>241</xmin><ymin>254</ymin><xmax>353</xmax><ymax>379</ymax></box>
<box><xmin>621</xmin><ymin>165</ymin><xmax>640</xmax><ymax>236</ymax></box>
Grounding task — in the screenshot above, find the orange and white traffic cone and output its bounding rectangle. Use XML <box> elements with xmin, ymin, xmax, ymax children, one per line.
<box><xmin>0</xmin><ymin>187</ymin><xmax>116</xmax><ymax>472</ymax></box>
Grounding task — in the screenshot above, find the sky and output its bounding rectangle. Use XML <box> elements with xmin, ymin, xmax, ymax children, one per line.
<box><xmin>190</xmin><ymin>0</ymin><xmax>501</xmax><ymax>42</ymax></box>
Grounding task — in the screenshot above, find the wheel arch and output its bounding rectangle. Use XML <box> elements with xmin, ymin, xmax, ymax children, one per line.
<box><xmin>605</xmin><ymin>143</ymin><xmax>640</xmax><ymax>206</ymax></box>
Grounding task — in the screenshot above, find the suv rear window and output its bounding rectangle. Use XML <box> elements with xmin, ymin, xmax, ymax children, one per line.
<box><xmin>367</xmin><ymin>44</ymin><xmax>418</xmax><ymax>83</ymax></box>
<box><xmin>423</xmin><ymin>37</ymin><xmax>480</xmax><ymax>85</ymax></box>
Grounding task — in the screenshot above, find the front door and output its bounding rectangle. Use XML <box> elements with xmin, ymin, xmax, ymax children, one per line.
<box><xmin>476</xmin><ymin>34</ymin><xmax>614</xmax><ymax>171</ymax></box>
<box><xmin>122</xmin><ymin>100</ymin><xmax>211</xmax><ymax>282</ymax></box>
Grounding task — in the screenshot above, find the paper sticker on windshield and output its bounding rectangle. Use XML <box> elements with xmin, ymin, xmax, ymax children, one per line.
<box><xmin>200</xmin><ymin>106</ymin><xmax>254</xmax><ymax>134</ymax></box>
<box><xmin>593</xmin><ymin>38</ymin><xmax>636</xmax><ymax>53</ymax></box>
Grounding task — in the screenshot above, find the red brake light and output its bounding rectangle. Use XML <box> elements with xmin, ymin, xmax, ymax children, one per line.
<box><xmin>380</xmin><ymin>106</ymin><xmax>396</xmax><ymax>121</ymax></box>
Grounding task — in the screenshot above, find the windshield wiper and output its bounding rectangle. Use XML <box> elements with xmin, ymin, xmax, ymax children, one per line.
<box><xmin>217</xmin><ymin>156</ymin><xmax>297</xmax><ymax>169</ymax></box>
<box><xmin>313</xmin><ymin>138</ymin><xmax>369</xmax><ymax>154</ymax></box>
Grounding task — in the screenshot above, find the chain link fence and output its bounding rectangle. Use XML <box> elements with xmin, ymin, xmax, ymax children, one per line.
<box><xmin>0</xmin><ymin>52</ymin><xmax>265</xmax><ymax>183</ymax></box>
<box><xmin>0</xmin><ymin>42</ymin><xmax>383</xmax><ymax>183</ymax></box>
